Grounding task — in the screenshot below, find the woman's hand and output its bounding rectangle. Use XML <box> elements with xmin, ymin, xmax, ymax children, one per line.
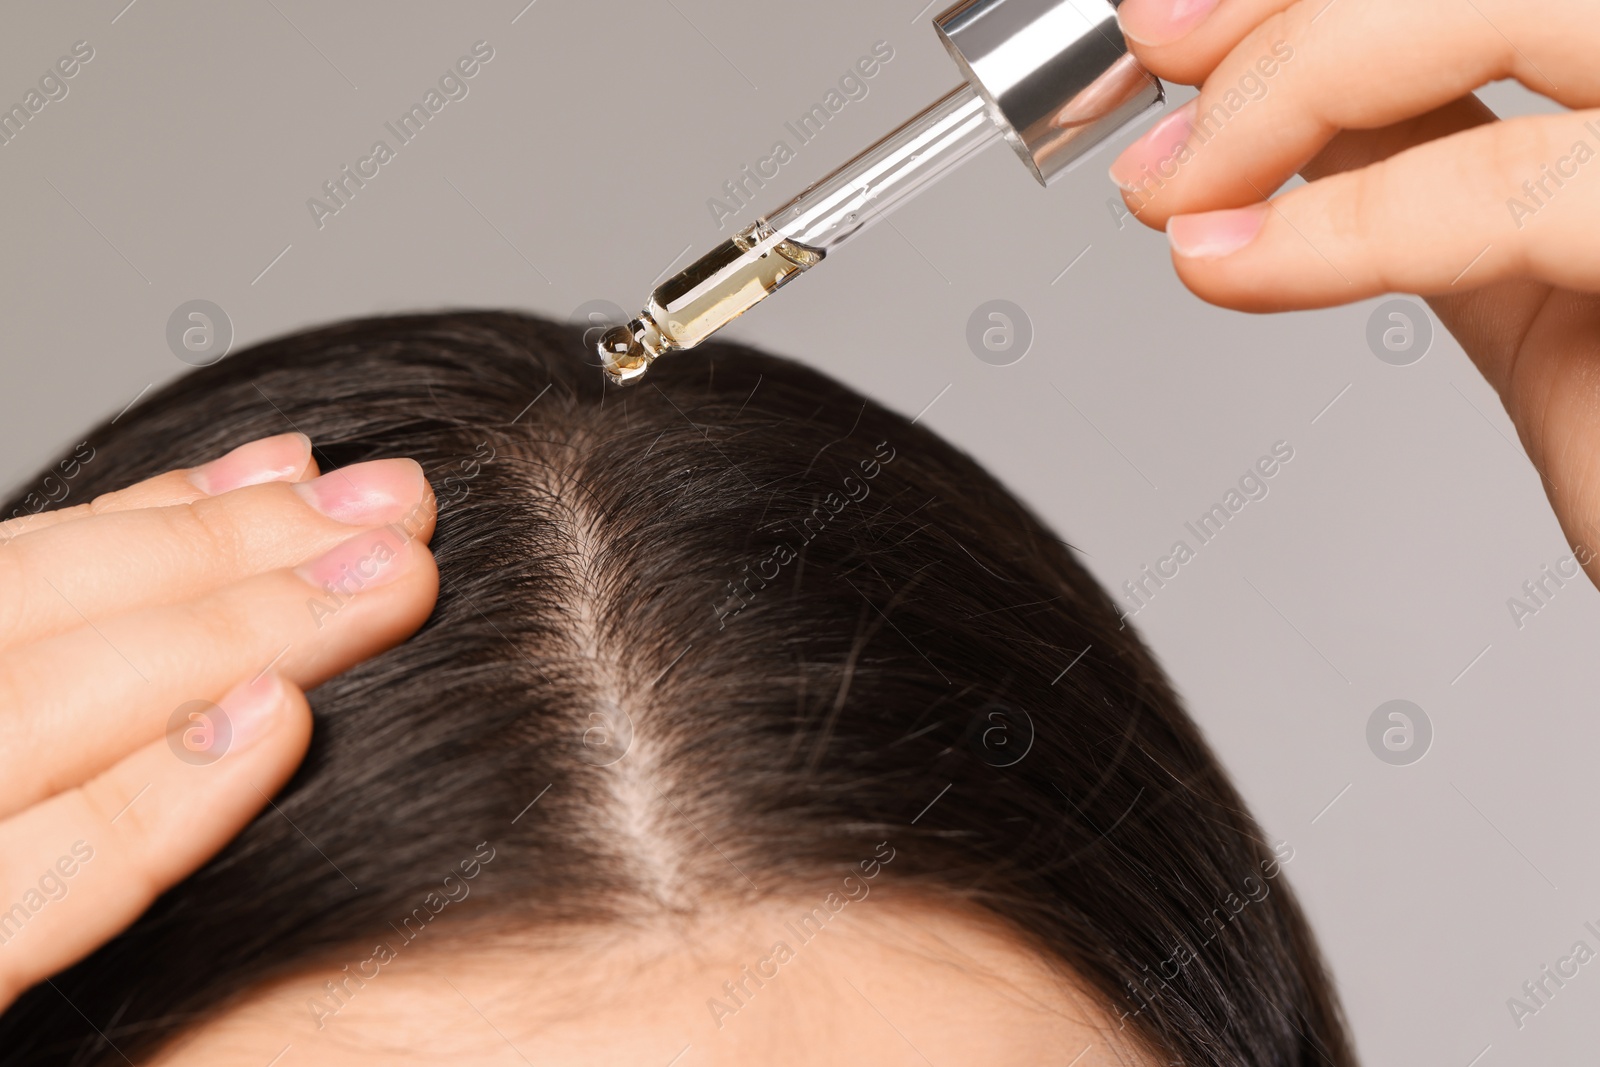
<box><xmin>1110</xmin><ymin>0</ymin><xmax>1600</xmax><ymax>583</ymax></box>
<box><xmin>0</xmin><ymin>432</ymin><xmax>438</xmax><ymax>1010</ymax></box>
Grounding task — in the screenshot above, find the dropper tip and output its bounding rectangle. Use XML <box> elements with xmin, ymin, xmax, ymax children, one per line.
<box><xmin>598</xmin><ymin>321</ymin><xmax>653</xmax><ymax>386</ymax></box>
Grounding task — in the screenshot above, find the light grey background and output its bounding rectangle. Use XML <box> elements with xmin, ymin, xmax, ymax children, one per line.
<box><xmin>1</xmin><ymin>1</ymin><xmax>1592</xmax><ymax>1062</ymax></box>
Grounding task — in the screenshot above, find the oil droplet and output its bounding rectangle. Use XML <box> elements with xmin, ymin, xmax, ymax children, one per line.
<box><xmin>599</xmin><ymin>324</ymin><xmax>651</xmax><ymax>385</ymax></box>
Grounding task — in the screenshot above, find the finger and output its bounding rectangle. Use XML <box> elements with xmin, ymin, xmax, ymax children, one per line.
<box><xmin>0</xmin><ymin>458</ymin><xmax>432</xmax><ymax>650</ymax></box>
<box><xmin>0</xmin><ymin>672</ymin><xmax>311</xmax><ymax>1011</ymax></box>
<box><xmin>1110</xmin><ymin>0</ymin><xmax>1600</xmax><ymax>227</ymax></box>
<box><xmin>0</xmin><ymin>519</ymin><xmax>438</xmax><ymax>817</ymax></box>
<box><xmin>0</xmin><ymin>433</ymin><xmax>318</xmax><ymax>545</ymax></box>
<box><xmin>1169</xmin><ymin>86</ymin><xmax>1600</xmax><ymax>589</ymax></box>
<box><xmin>1297</xmin><ymin>94</ymin><xmax>1499</xmax><ymax>185</ymax></box>
<box><xmin>1119</xmin><ymin>0</ymin><xmax>1298</xmax><ymax>84</ymax></box>
<box><xmin>1162</xmin><ymin>110</ymin><xmax>1600</xmax><ymax>309</ymax></box>
<box><xmin>1292</xmin><ymin>95</ymin><xmax>1566</xmax><ymax>398</ymax></box>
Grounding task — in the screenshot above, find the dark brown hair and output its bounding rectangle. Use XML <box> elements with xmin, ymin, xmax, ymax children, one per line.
<box><xmin>0</xmin><ymin>311</ymin><xmax>1353</xmax><ymax>1066</ymax></box>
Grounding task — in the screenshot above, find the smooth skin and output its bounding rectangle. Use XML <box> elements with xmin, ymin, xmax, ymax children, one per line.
<box><xmin>0</xmin><ymin>432</ymin><xmax>439</xmax><ymax>1010</ymax></box>
<box><xmin>1111</xmin><ymin>0</ymin><xmax>1600</xmax><ymax>585</ymax></box>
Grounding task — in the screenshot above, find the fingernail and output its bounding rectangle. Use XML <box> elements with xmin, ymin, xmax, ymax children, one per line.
<box><xmin>1168</xmin><ymin>203</ymin><xmax>1271</xmax><ymax>258</ymax></box>
<box><xmin>188</xmin><ymin>433</ymin><xmax>312</xmax><ymax>496</ymax></box>
<box><xmin>292</xmin><ymin>458</ymin><xmax>426</xmax><ymax>526</ymax></box>
<box><xmin>1117</xmin><ymin>0</ymin><xmax>1222</xmax><ymax>47</ymax></box>
<box><xmin>217</xmin><ymin>672</ymin><xmax>285</xmax><ymax>753</ymax></box>
<box><xmin>1110</xmin><ymin>99</ymin><xmax>1196</xmax><ymax>192</ymax></box>
<box><xmin>294</xmin><ymin>527</ymin><xmax>414</xmax><ymax>598</ymax></box>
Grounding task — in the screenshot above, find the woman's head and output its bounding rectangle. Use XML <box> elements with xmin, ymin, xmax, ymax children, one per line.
<box><xmin>0</xmin><ymin>311</ymin><xmax>1351</xmax><ymax>1066</ymax></box>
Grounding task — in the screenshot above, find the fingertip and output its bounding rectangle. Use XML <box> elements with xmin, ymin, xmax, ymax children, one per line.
<box><xmin>187</xmin><ymin>433</ymin><xmax>314</xmax><ymax>497</ymax></box>
<box><xmin>167</xmin><ymin>672</ymin><xmax>311</xmax><ymax>779</ymax></box>
<box><xmin>264</xmin><ymin>673</ymin><xmax>315</xmax><ymax>768</ymax></box>
<box><xmin>215</xmin><ymin>671</ymin><xmax>298</xmax><ymax>756</ymax></box>
<box><xmin>214</xmin><ymin>672</ymin><xmax>313</xmax><ymax>804</ymax></box>
<box><xmin>411</xmin><ymin>540</ymin><xmax>442</xmax><ymax>626</ymax></box>
<box><xmin>415</xmin><ymin>468</ymin><xmax>440</xmax><ymax>546</ymax></box>
<box><xmin>289</xmin><ymin>520</ymin><xmax>441</xmax><ymax>657</ymax></box>
<box><xmin>1168</xmin><ymin>203</ymin><xmax>1270</xmax><ymax>260</ymax></box>
<box><xmin>291</xmin><ymin>457</ymin><xmax>429</xmax><ymax>528</ymax></box>
<box><xmin>289</xmin><ymin>433</ymin><xmax>319</xmax><ymax>482</ymax></box>
<box><xmin>1118</xmin><ymin>0</ymin><xmax>1222</xmax><ymax>50</ymax></box>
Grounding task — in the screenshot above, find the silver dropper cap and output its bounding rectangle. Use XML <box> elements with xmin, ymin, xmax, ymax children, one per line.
<box><xmin>935</xmin><ymin>0</ymin><xmax>1163</xmax><ymax>186</ymax></box>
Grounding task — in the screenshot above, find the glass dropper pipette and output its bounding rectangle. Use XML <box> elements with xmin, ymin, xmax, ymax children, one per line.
<box><xmin>599</xmin><ymin>0</ymin><xmax>1165</xmax><ymax>385</ymax></box>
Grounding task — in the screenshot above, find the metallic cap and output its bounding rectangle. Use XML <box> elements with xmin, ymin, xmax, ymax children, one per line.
<box><xmin>935</xmin><ymin>0</ymin><xmax>1164</xmax><ymax>186</ymax></box>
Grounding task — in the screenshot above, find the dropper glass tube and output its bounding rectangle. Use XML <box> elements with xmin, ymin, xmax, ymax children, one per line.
<box><xmin>599</xmin><ymin>84</ymin><xmax>1002</xmax><ymax>384</ymax></box>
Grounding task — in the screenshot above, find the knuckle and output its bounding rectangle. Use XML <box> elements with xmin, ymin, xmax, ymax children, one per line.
<box><xmin>1335</xmin><ymin>164</ymin><xmax>1374</xmax><ymax>243</ymax></box>
<box><xmin>84</xmin><ymin>487</ymin><xmax>131</xmax><ymax>519</ymax></box>
<box><xmin>161</xmin><ymin>498</ymin><xmax>251</xmax><ymax>572</ymax></box>
<box><xmin>1262</xmin><ymin>6</ymin><xmax>1303</xmax><ymax>52</ymax></box>
<box><xmin>1347</xmin><ymin>162</ymin><xmax>1399</xmax><ymax>292</ymax></box>
<box><xmin>1487</xmin><ymin>117</ymin><xmax>1541</xmax><ymax>182</ymax></box>
<box><xmin>1242</xmin><ymin>8</ymin><xmax>1302</xmax><ymax>85</ymax></box>
<box><xmin>76</xmin><ymin>784</ymin><xmax>162</xmax><ymax>903</ymax></box>
<box><xmin>1486</xmin><ymin>118</ymin><xmax>1553</xmax><ymax>266</ymax></box>
<box><xmin>187</xmin><ymin>586</ymin><xmax>268</xmax><ymax>654</ymax></box>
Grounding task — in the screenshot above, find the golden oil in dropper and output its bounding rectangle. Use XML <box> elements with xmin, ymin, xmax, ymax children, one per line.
<box><xmin>599</xmin><ymin>220</ymin><xmax>823</xmax><ymax>385</ymax></box>
<box><xmin>597</xmin><ymin>86</ymin><xmax>1003</xmax><ymax>386</ymax></box>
